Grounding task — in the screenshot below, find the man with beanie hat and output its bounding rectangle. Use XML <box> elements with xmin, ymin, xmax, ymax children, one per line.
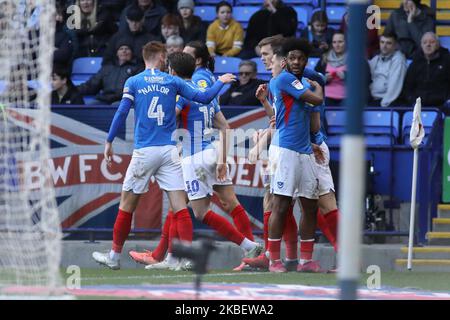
<box><xmin>385</xmin><ymin>0</ymin><xmax>435</xmax><ymax>58</ymax></box>
<box><xmin>103</xmin><ymin>5</ymin><xmax>159</xmax><ymax>66</ymax></box>
<box><xmin>120</xmin><ymin>0</ymin><xmax>167</xmax><ymax>37</ymax></box>
<box><xmin>79</xmin><ymin>41</ymin><xmax>141</xmax><ymax>105</ymax></box>
<box><xmin>178</xmin><ymin>0</ymin><xmax>207</xmax><ymax>43</ymax></box>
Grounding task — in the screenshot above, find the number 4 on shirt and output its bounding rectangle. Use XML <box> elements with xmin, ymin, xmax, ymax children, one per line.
<box><xmin>147</xmin><ymin>96</ymin><xmax>165</xmax><ymax>125</ymax></box>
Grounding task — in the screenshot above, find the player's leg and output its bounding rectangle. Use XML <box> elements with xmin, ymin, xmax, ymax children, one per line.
<box><xmin>214</xmin><ymin>184</ymin><xmax>254</xmax><ymax>241</ymax></box>
<box><xmin>318</xmin><ymin>192</ymin><xmax>339</xmax><ymax>252</ymax></box>
<box><xmin>282</xmin><ymin>201</ymin><xmax>298</xmax><ymax>270</ymax></box>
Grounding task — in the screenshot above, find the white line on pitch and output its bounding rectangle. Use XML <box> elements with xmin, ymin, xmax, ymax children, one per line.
<box><xmin>80</xmin><ymin>272</ymin><xmax>268</xmax><ymax>281</ymax></box>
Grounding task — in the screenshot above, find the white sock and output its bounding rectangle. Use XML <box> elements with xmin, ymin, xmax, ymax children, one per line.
<box><xmin>109</xmin><ymin>250</ymin><xmax>120</xmax><ymax>261</ymax></box>
<box><xmin>166</xmin><ymin>253</ymin><xmax>178</xmax><ymax>264</ymax></box>
<box><xmin>240</xmin><ymin>238</ymin><xmax>256</xmax><ymax>251</ymax></box>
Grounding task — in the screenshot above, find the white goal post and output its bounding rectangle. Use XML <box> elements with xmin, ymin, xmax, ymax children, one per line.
<box><xmin>0</xmin><ymin>0</ymin><xmax>62</xmax><ymax>290</ymax></box>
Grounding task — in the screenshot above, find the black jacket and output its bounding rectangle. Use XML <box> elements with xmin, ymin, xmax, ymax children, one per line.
<box><xmin>243</xmin><ymin>2</ymin><xmax>297</xmax><ymax>52</ymax></box>
<box><xmin>75</xmin><ymin>4</ymin><xmax>118</xmax><ymax>57</ymax></box>
<box><xmin>119</xmin><ymin>2</ymin><xmax>167</xmax><ymax>37</ymax></box>
<box><xmin>385</xmin><ymin>6</ymin><xmax>435</xmax><ymax>59</ymax></box>
<box><xmin>77</xmin><ymin>60</ymin><xmax>141</xmax><ymax>104</ymax></box>
<box><xmin>402</xmin><ymin>47</ymin><xmax>450</xmax><ymax>107</ymax></box>
<box><xmin>300</xmin><ymin>27</ymin><xmax>335</xmax><ymax>58</ymax></box>
<box><xmin>103</xmin><ymin>28</ymin><xmax>159</xmax><ymax>65</ymax></box>
<box><xmin>51</xmin><ymin>86</ymin><xmax>85</xmax><ymax>105</ymax></box>
<box><xmin>220</xmin><ymin>79</ymin><xmax>267</xmax><ymax>106</ymax></box>
<box><xmin>54</xmin><ymin>22</ymin><xmax>77</xmax><ymax>68</ymax></box>
<box><xmin>180</xmin><ymin>15</ymin><xmax>207</xmax><ymax>44</ymax></box>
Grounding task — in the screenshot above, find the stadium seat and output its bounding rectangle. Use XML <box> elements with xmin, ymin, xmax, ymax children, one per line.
<box><xmin>440</xmin><ymin>36</ymin><xmax>450</xmax><ymax>50</ymax></box>
<box><xmin>194</xmin><ymin>6</ymin><xmax>216</xmax><ymax>22</ymax></box>
<box><xmin>214</xmin><ymin>56</ymin><xmax>241</xmax><ymax>75</ymax></box>
<box><xmin>306</xmin><ymin>57</ymin><xmax>319</xmax><ymax>69</ymax></box>
<box><xmin>326</xmin><ymin>110</ymin><xmax>400</xmax><ymax>139</ymax></box>
<box><xmin>234</xmin><ymin>0</ymin><xmax>265</xmax><ymax>5</ymax></box>
<box><xmin>233</xmin><ymin>6</ymin><xmax>260</xmax><ymax>29</ymax></box>
<box><xmin>326</xmin><ymin>6</ymin><xmax>347</xmax><ymax>24</ymax></box>
<box><xmin>219</xmin><ymin>83</ymin><xmax>231</xmax><ymax>96</ymax></box>
<box><xmin>325</xmin><ymin>134</ymin><xmax>341</xmax><ymax>146</ymax></box>
<box><xmin>283</xmin><ymin>0</ymin><xmax>314</xmax><ymax>4</ymax></box>
<box><xmin>71</xmin><ymin>57</ymin><xmax>102</xmax><ymax>85</ymax></box>
<box><xmin>326</xmin><ymin>0</ymin><xmax>347</xmax><ymax>4</ymax></box>
<box><xmin>401</xmin><ymin>111</ymin><xmax>438</xmax><ymax>144</ymax></box>
<box><xmin>294</xmin><ymin>7</ymin><xmax>309</xmax><ymax>29</ymax></box>
<box><xmin>365</xmin><ymin>135</ymin><xmax>393</xmax><ymax>146</ymax></box>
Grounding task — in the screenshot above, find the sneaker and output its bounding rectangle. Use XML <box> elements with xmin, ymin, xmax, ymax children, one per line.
<box><xmin>172</xmin><ymin>259</ymin><xmax>194</xmax><ymax>271</ymax></box>
<box><xmin>283</xmin><ymin>260</ymin><xmax>299</xmax><ymax>272</ymax></box>
<box><xmin>242</xmin><ymin>253</ymin><xmax>269</xmax><ymax>269</ymax></box>
<box><xmin>92</xmin><ymin>251</ymin><xmax>120</xmax><ymax>270</ymax></box>
<box><xmin>244</xmin><ymin>243</ymin><xmax>263</xmax><ymax>259</ymax></box>
<box><xmin>296</xmin><ymin>260</ymin><xmax>323</xmax><ymax>273</ymax></box>
<box><xmin>129</xmin><ymin>250</ymin><xmax>160</xmax><ymax>265</ymax></box>
<box><xmin>145</xmin><ymin>257</ymin><xmax>178</xmax><ymax>270</ymax></box>
<box><xmin>269</xmin><ymin>260</ymin><xmax>287</xmax><ymax>273</ymax></box>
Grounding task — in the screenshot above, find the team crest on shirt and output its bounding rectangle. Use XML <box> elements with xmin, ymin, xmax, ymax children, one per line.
<box><xmin>291</xmin><ymin>80</ymin><xmax>303</xmax><ymax>90</ymax></box>
<box><xmin>176</xmin><ymin>95</ymin><xmax>180</xmax><ymax>102</ymax></box>
<box><xmin>277</xmin><ymin>181</ymin><xmax>284</xmax><ymax>189</ymax></box>
<box><xmin>197</xmin><ymin>80</ymin><xmax>208</xmax><ymax>88</ymax></box>
<box><xmin>123</xmin><ymin>87</ymin><xmax>129</xmax><ymax>93</ymax></box>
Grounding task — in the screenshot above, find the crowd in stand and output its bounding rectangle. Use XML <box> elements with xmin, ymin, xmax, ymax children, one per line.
<box><xmin>49</xmin><ymin>0</ymin><xmax>449</xmax><ymax>114</ymax></box>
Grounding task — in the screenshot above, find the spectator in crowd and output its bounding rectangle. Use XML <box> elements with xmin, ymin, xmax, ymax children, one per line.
<box><xmin>402</xmin><ymin>32</ymin><xmax>450</xmax><ymax>109</ymax></box>
<box><xmin>160</xmin><ymin>13</ymin><xmax>183</xmax><ymax>43</ymax></box>
<box><xmin>241</xmin><ymin>0</ymin><xmax>297</xmax><ymax>59</ymax></box>
<box><xmin>369</xmin><ymin>33</ymin><xmax>407</xmax><ymax>107</ymax></box>
<box><xmin>74</xmin><ymin>0</ymin><xmax>118</xmax><ymax>57</ymax></box>
<box><xmin>51</xmin><ymin>68</ymin><xmax>85</xmax><ymax>105</ymax></box>
<box><xmin>315</xmin><ymin>32</ymin><xmax>347</xmax><ymax>106</ymax></box>
<box><xmin>120</xmin><ymin>0</ymin><xmax>167</xmax><ymax>37</ymax></box>
<box><xmin>385</xmin><ymin>0</ymin><xmax>435</xmax><ymax>59</ymax></box>
<box><xmin>300</xmin><ymin>10</ymin><xmax>335</xmax><ymax>58</ymax></box>
<box><xmin>77</xmin><ymin>41</ymin><xmax>140</xmax><ymax>105</ymax></box>
<box><xmin>166</xmin><ymin>35</ymin><xmax>184</xmax><ymax>54</ymax></box>
<box><xmin>206</xmin><ymin>1</ymin><xmax>244</xmax><ymax>57</ymax></box>
<box><xmin>103</xmin><ymin>5</ymin><xmax>157</xmax><ymax>66</ymax></box>
<box><xmin>220</xmin><ymin>60</ymin><xmax>266</xmax><ymax>106</ymax></box>
<box><xmin>340</xmin><ymin>10</ymin><xmax>379</xmax><ymax>59</ymax></box>
<box><xmin>178</xmin><ymin>0</ymin><xmax>207</xmax><ymax>43</ymax></box>
<box><xmin>54</xmin><ymin>2</ymin><xmax>78</xmax><ymax>69</ymax></box>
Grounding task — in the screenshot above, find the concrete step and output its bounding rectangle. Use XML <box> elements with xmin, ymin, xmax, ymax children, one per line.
<box><xmin>395</xmin><ymin>259</ymin><xmax>450</xmax><ymax>272</ymax></box>
<box><xmin>401</xmin><ymin>247</ymin><xmax>450</xmax><ymax>260</ymax></box>
<box><xmin>427</xmin><ymin>232</ymin><xmax>450</xmax><ymax>246</ymax></box>
<box><xmin>438</xmin><ymin>204</ymin><xmax>450</xmax><ymax>219</ymax></box>
<box><xmin>432</xmin><ymin>218</ymin><xmax>450</xmax><ymax>232</ymax></box>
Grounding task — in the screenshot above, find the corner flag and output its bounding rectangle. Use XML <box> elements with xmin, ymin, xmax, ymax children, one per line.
<box><xmin>409</xmin><ymin>97</ymin><xmax>425</xmax><ymax>149</ymax></box>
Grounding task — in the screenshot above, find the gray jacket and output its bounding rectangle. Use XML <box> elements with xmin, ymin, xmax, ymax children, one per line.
<box><xmin>369</xmin><ymin>50</ymin><xmax>407</xmax><ymax>107</ymax></box>
<box><xmin>385</xmin><ymin>7</ymin><xmax>434</xmax><ymax>59</ymax></box>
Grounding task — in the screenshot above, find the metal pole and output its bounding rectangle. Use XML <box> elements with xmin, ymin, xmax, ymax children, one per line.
<box><xmin>407</xmin><ymin>148</ymin><xmax>419</xmax><ymax>270</ymax></box>
<box><xmin>338</xmin><ymin>0</ymin><xmax>368</xmax><ymax>300</ymax></box>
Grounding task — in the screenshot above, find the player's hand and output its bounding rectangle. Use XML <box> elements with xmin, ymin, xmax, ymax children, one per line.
<box><xmin>255</xmin><ymin>84</ymin><xmax>268</xmax><ymax>102</ymax></box>
<box><xmin>218</xmin><ymin>73</ymin><xmax>236</xmax><ymax>84</ymax></box>
<box><xmin>216</xmin><ymin>163</ymin><xmax>228</xmax><ymax>182</ymax></box>
<box><xmin>269</xmin><ymin>115</ymin><xmax>276</xmax><ymax>128</ymax></box>
<box><xmin>312</xmin><ymin>143</ymin><xmax>325</xmax><ymax>164</ymax></box>
<box><xmin>104</xmin><ymin>142</ymin><xmax>114</xmax><ymax>167</ymax></box>
<box><xmin>306</xmin><ymin>78</ymin><xmax>320</xmax><ymax>90</ymax></box>
<box><xmin>248</xmin><ymin>145</ymin><xmax>259</xmax><ymax>164</ymax></box>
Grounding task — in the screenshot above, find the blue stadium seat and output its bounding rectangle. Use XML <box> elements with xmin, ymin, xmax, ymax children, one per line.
<box><xmin>402</xmin><ymin>111</ymin><xmax>438</xmax><ymax>144</ymax></box>
<box><xmin>440</xmin><ymin>36</ymin><xmax>450</xmax><ymax>50</ymax></box>
<box><xmin>194</xmin><ymin>6</ymin><xmax>216</xmax><ymax>22</ymax></box>
<box><xmin>234</xmin><ymin>0</ymin><xmax>265</xmax><ymax>4</ymax></box>
<box><xmin>233</xmin><ymin>6</ymin><xmax>259</xmax><ymax>28</ymax></box>
<box><xmin>325</xmin><ymin>135</ymin><xmax>341</xmax><ymax>146</ymax></box>
<box><xmin>326</xmin><ymin>6</ymin><xmax>347</xmax><ymax>24</ymax></box>
<box><xmin>294</xmin><ymin>7</ymin><xmax>309</xmax><ymax>29</ymax></box>
<box><xmin>326</xmin><ymin>110</ymin><xmax>400</xmax><ymax>140</ymax></box>
<box><xmin>71</xmin><ymin>57</ymin><xmax>102</xmax><ymax>85</ymax></box>
<box><xmin>283</xmin><ymin>0</ymin><xmax>314</xmax><ymax>4</ymax></box>
<box><xmin>214</xmin><ymin>56</ymin><xmax>241</xmax><ymax>75</ymax></box>
<box><xmin>219</xmin><ymin>83</ymin><xmax>231</xmax><ymax>96</ymax></box>
<box><xmin>326</xmin><ymin>0</ymin><xmax>347</xmax><ymax>4</ymax></box>
<box><xmin>306</xmin><ymin>57</ymin><xmax>319</xmax><ymax>69</ymax></box>
<box><xmin>365</xmin><ymin>134</ymin><xmax>394</xmax><ymax>146</ymax></box>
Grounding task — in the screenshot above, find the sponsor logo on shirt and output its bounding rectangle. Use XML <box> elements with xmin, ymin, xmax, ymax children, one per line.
<box><xmin>291</xmin><ymin>80</ymin><xmax>303</xmax><ymax>90</ymax></box>
<box><xmin>123</xmin><ymin>87</ymin><xmax>129</xmax><ymax>93</ymax></box>
<box><xmin>197</xmin><ymin>80</ymin><xmax>208</xmax><ymax>88</ymax></box>
<box><xmin>144</xmin><ymin>76</ymin><xmax>164</xmax><ymax>83</ymax></box>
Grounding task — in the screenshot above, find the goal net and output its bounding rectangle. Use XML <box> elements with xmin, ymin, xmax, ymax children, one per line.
<box><xmin>0</xmin><ymin>0</ymin><xmax>61</xmax><ymax>290</ymax></box>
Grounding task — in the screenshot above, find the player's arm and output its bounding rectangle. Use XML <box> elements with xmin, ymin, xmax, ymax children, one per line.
<box><xmin>213</xmin><ymin>110</ymin><xmax>230</xmax><ymax>182</ymax></box>
<box><xmin>248</xmin><ymin>128</ymin><xmax>273</xmax><ymax>163</ymax></box>
<box><xmin>176</xmin><ymin>74</ymin><xmax>236</xmax><ymax>104</ymax></box>
<box><xmin>104</xmin><ymin>81</ymin><xmax>134</xmax><ymax>166</ymax></box>
<box><xmin>175</xmin><ymin>95</ymin><xmax>184</xmax><ymax>117</ymax></box>
<box><xmin>279</xmin><ymin>72</ymin><xmax>323</xmax><ymax>106</ymax></box>
<box><xmin>255</xmin><ymin>84</ymin><xmax>274</xmax><ymax>118</ymax></box>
